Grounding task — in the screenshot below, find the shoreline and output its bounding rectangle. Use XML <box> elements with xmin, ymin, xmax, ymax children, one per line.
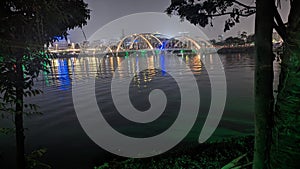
<box><xmin>95</xmin><ymin>135</ymin><xmax>254</xmax><ymax>169</ymax></box>
<box><xmin>217</xmin><ymin>46</ymin><xmax>255</xmax><ymax>54</ymax></box>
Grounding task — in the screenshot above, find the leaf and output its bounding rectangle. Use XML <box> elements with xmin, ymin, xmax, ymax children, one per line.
<box><xmin>221</xmin><ymin>153</ymin><xmax>252</xmax><ymax>169</ymax></box>
<box><xmin>0</xmin><ymin>128</ymin><xmax>15</xmax><ymax>135</ymax></box>
<box><xmin>26</xmin><ymin>148</ymin><xmax>51</xmax><ymax>169</ymax></box>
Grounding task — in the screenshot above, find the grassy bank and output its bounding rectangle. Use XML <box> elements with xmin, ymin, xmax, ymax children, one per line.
<box><xmin>95</xmin><ymin>136</ymin><xmax>254</xmax><ymax>169</ymax></box>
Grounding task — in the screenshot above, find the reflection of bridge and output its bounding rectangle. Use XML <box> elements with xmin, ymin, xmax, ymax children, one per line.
<box><xmin>83</xmin><ymin>33</ymin><xmax>217</xmax><ymax>56</ymax></box>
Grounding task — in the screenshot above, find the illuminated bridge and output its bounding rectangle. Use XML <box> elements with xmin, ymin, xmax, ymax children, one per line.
<box><xmin>82</xmin><ymin>33</ymin><xmax>218</xmax><ymax>56</ymax></box>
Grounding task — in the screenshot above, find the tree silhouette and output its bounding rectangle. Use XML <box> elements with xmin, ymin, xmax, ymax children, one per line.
<box><xmin>166</xmin><ymin>0</ymin><xmax>300</xmax><ymax>168</ymax></box>
<box><xmin>0</xmin><ymin>1</ymin><xmax>90</xmax><ymax>168</ymax></box>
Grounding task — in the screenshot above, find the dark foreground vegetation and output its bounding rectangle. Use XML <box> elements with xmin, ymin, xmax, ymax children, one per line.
<box><xmin>95</xmin><ymin>136</ymin><xmax>254</xmax><ymax>169</ymax></box>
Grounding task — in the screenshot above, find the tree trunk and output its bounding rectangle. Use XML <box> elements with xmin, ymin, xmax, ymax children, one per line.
<box><xmin>253</xmin><ymin>0</ymin><xmax>275</xmax><ymax>168</ymax></box>
<box><xmin>15</xmin><ymin>55</ymin><xmax>25</xmax><ymax>169</ymax></box>
<box><xmin>270</xmin><ymin>2</ymin><xmax>300</xmax><ymax>167</ymax></box>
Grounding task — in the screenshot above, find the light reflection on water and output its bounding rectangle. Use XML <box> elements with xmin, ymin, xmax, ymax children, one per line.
<box><xmin>0</xmin><ymin>52</ymin><xmax>255</xmax><ymax>168</ymax></box>
<box><xmin>46</xmin><ymin>53</ymin><xmax>205</xmax><ymax>90</ymax></box>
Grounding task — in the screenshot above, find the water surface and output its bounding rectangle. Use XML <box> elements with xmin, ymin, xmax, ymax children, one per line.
<box><xmin>0</xmin><ymin>52</ymin><xmax>255</xmax><ymax>168</ymax></box>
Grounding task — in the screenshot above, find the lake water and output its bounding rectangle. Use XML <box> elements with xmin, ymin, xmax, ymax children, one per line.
<box><xmin>0</xmin><ymin>52</ymin><xmax>255</xmax><ymax>168</ymax></box>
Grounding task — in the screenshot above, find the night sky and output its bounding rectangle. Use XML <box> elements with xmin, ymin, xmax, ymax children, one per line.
<box><xmin>68</xmin><ymin>0</ymin><xmax>290</xmax><ymax>42</ymax></box>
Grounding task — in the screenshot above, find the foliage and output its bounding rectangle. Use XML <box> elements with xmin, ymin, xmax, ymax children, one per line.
<box><xmin>0</xmin><ymin>0</ymin><xmax>90</xmax><ymax>115</ymax></box>
<box><xmin>26</xmin><ymin>148</ymin><xmax>51</xmax><ymax>169</ymax></box>
<box><xmin>165</xmin><ymin>0</ymin><xmax>255</xmax><ymax>31</ymax></box>
<box><xmin>0</xmin><ymin>0</ymin><xmax>90</xmax><ymax>121</ymax></box>
<box><xmin>0</xmin><ymin>127</ymin><xmax>15</xmax><ymax>135</ymax></box>
<box><xmin>0</xmin><ymin>51</ymin><xmax>50</xmax><ymax>114</ymax></box>
<box><xmin>0</xmin><ymin>0</ymin><xmax>90</xmax><ymax>168</ymax></box>
<box><xmin>0</xmin><ymin>0</ymin><xmax>90</xmax><ymax>48</ymax></box>
<box><xmin>211</xmin><ymin>33</ymin><xmax>254</xmax><ymax>46</ymax></box>
<box><xmin>224</xmin><ymin>36</ymin><xmax>245</xmax><ymax>45</ymax></box>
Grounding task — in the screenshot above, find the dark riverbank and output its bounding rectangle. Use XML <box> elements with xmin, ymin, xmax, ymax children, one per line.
<box><xmin>95</xmin><ymin>136</ymin><xmax>254</xmax><ymax>169</ymax></box>
<box><xmin>217</xmin><ymin>46</ymin><xmax>255</xmax><ymax>54</ymax></box>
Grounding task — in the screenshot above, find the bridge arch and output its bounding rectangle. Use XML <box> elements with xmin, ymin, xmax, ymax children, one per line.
<box><xmin>88</xmin><ymin>44</ymin><xmax>114</xmax><ymax>54</ymax></box>
<box><xmin>163</xmin><ymin>36</ymin><xmax>202</xmax><ymax>50</ymax></box>
<box><xmin>116</xmin><ymin>33</ymin><xmax>163</xmax><ymax>55</ymax></box>
<box><xmin>87</xmin><ymin>33</ymin><xmax>214</xmax><ymax>55</ymax></box>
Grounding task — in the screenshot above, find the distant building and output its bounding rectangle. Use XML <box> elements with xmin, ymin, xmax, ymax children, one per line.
<box><xmin>51</xmin><ymin>37</ymin><xmax>69</xmax><ymax>50</ymax></box>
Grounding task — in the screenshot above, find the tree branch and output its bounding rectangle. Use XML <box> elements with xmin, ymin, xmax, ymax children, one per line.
<box><xmin>274</xmin><ymin>6</ymin><xmax>286</xmax><ymax>41</ymax></box>
<box><xmin>207</xmin><ymin>11</ymin><xmax>255</xmax><ymax>17</ymax></box>
<box><xmin>274</xmin><ymin>7</ymin><xmax>285</xmax><ymax>27</ymax></box>
<box><xmin>233</xmin><ymin>0</ymin><xmax>256</xmax><ymax>9</ymax></box>
<box><xmin>273</xmin><ymin>21</ymin><xmax>286</xmax><ymax>42</ymax></box>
